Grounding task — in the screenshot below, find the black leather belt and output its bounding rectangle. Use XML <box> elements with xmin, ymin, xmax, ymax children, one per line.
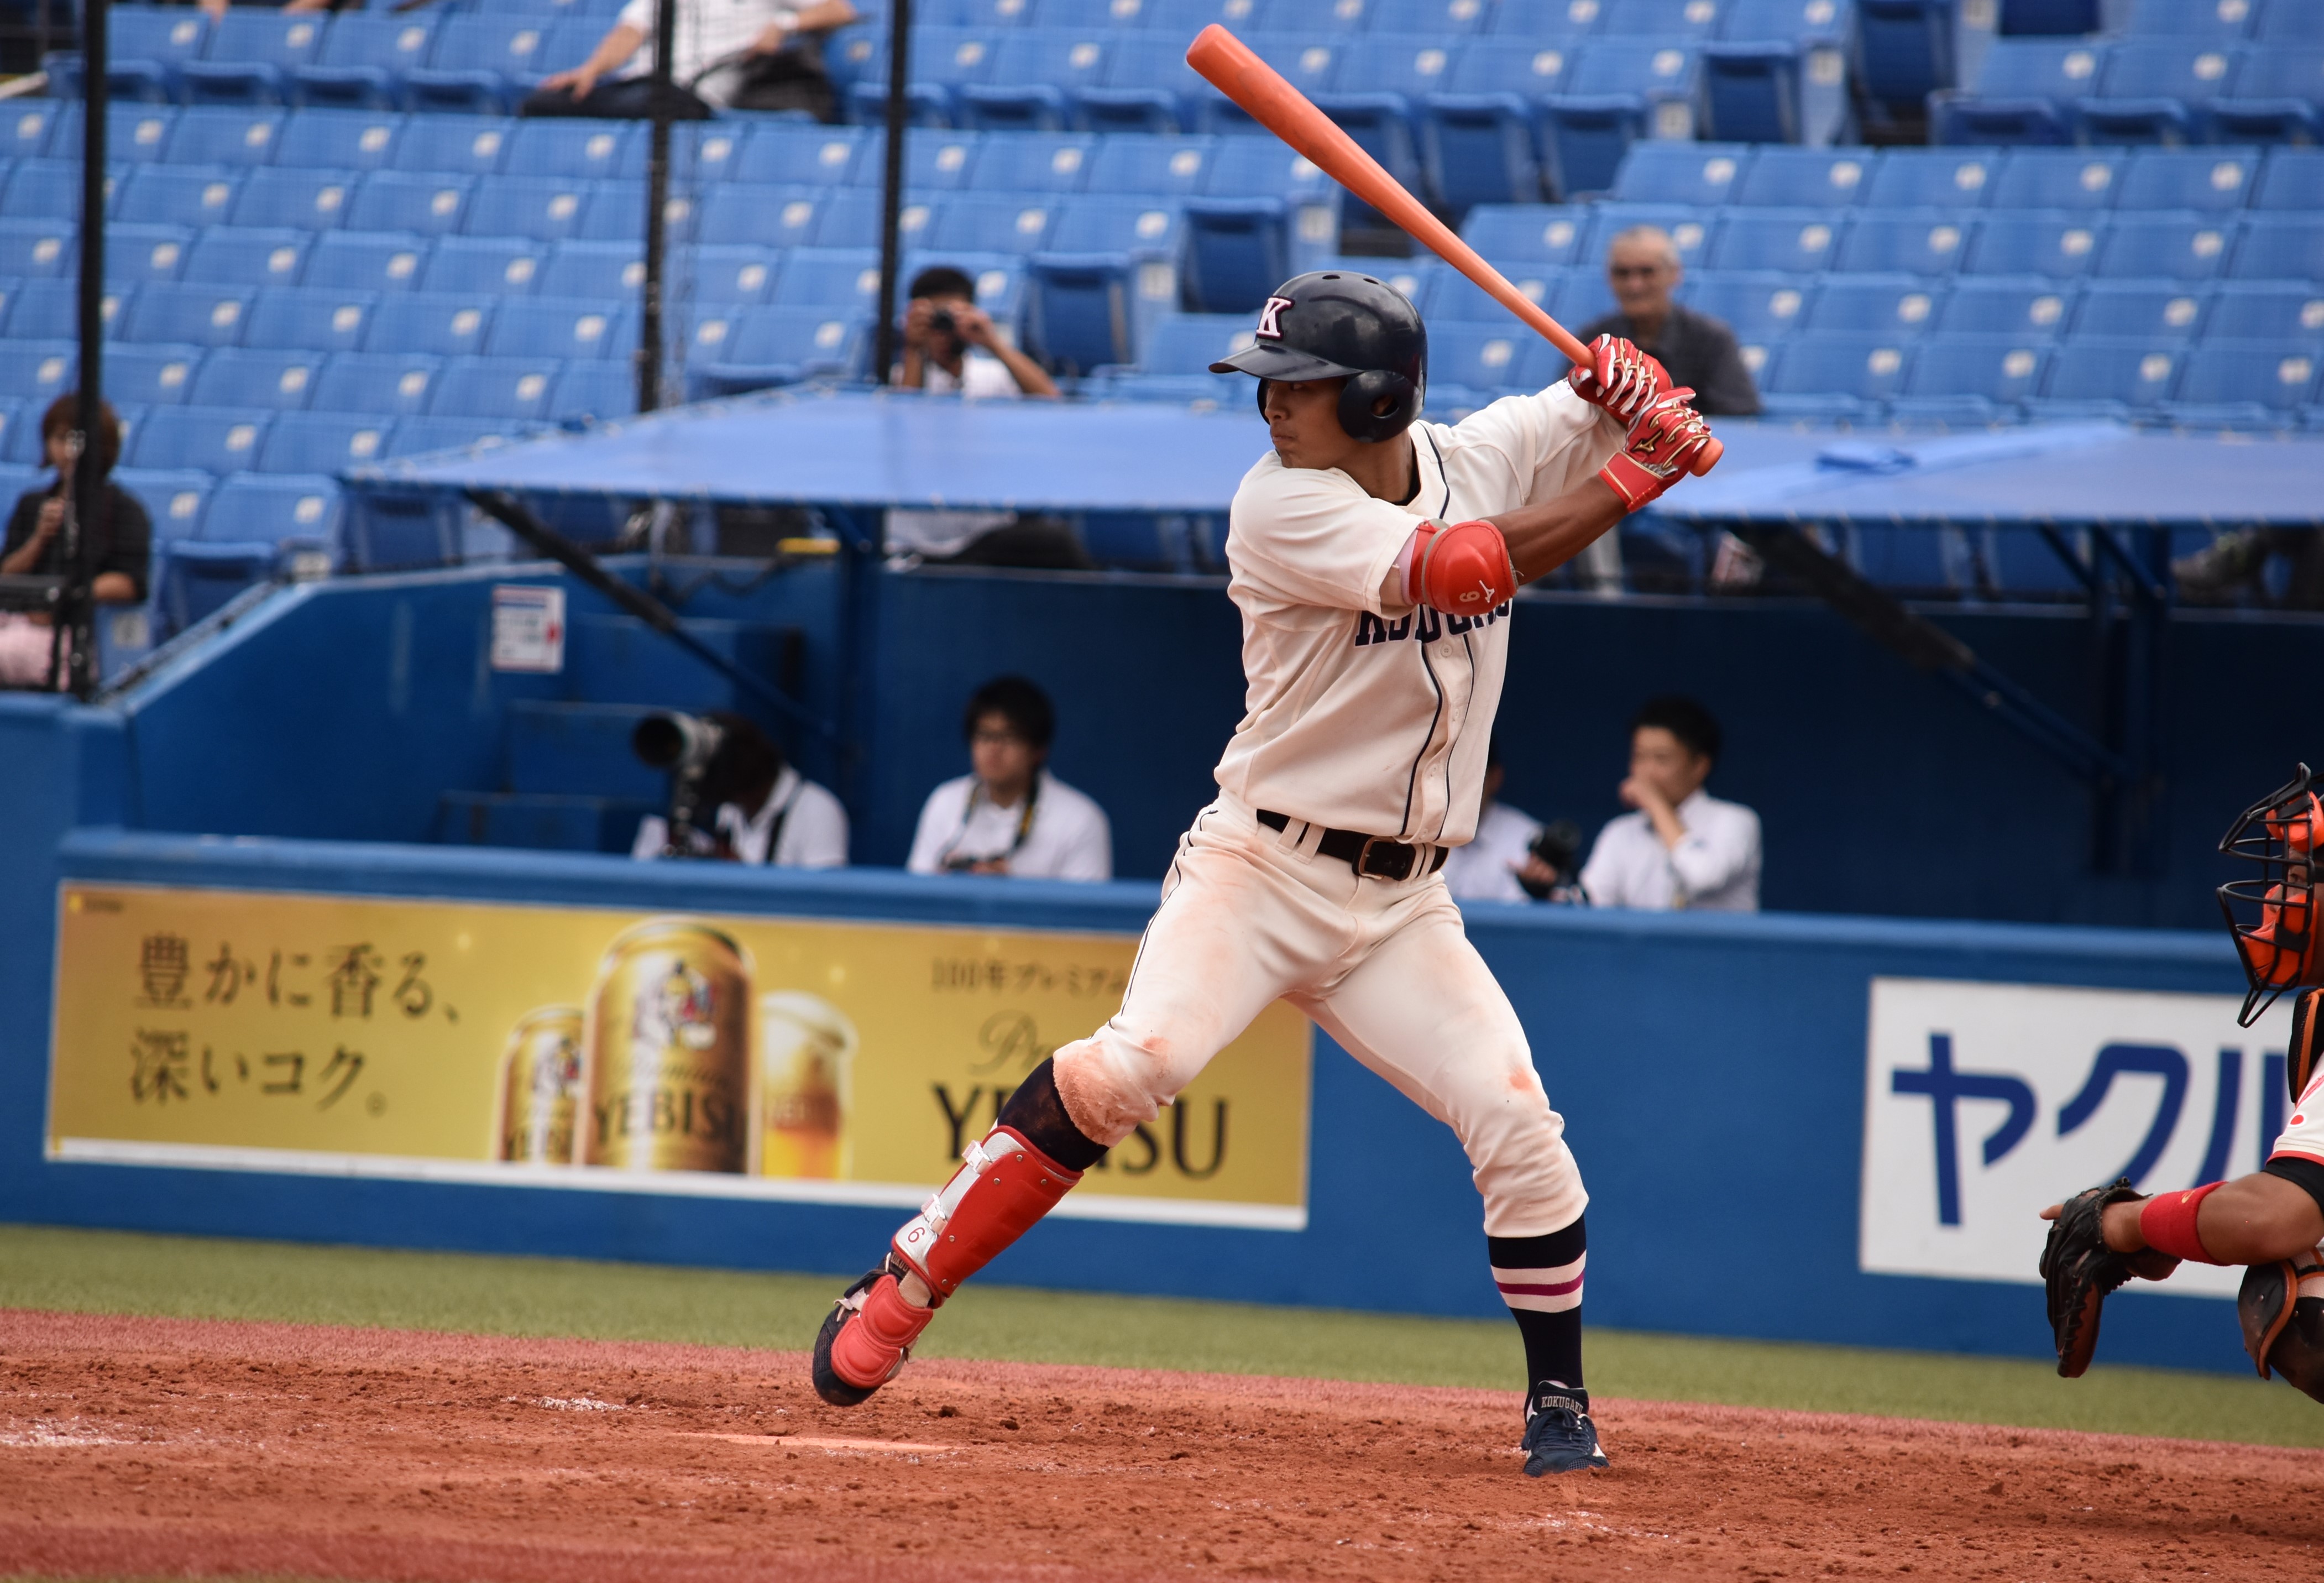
<box><xmin>1257</xmin><ymin>809</ymin><xmax>1448</xmax><ymax>881</ymax></box>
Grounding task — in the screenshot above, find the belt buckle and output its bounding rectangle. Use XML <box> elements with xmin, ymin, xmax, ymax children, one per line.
<box><xmin>1355</xmin><ymin>835</ymin><xmax>1414</xmax><ymax>882</ymax></box>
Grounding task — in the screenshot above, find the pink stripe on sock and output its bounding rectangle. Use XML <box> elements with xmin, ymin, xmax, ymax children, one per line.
<box><xmin>1496</xmin><ymin>1275</ymin><xmax>1584</xmax><ymax>1299</ymax></box>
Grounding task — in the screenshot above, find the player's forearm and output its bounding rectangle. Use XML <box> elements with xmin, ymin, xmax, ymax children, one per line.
<box><xmin>1489</xmin><ymin>480</ymin><xmax>1629</xmax><ymax>588</ymax></box>
<box><xmin>589</xmin><ymin>24</ymin><xmax>646</xmax><ymax>75</ymax></box>
<box><xmin>992</xmin><ymin>342</ymin><xmax>1059</xmax><ymax>399</ymax></box>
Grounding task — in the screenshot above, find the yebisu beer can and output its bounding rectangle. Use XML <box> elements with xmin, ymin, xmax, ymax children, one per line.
<box><xmin>578</xmin><ymin>918</ymin><xmax>756</xmax><ymax>1173</ymax></box>
<box><xmin>760</xmin><ymin>990</ymin><xmax>857</xmax><ymax>1179</ymax></box>
<box><xmin>495</xmin><ymin>1005</ymin><xmax>584</xmax><ymax>1164</ymax></box>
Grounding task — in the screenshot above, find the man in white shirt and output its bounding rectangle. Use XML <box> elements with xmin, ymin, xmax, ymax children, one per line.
<box><xmin>1578</xmin><ymin>696</ymin><xmax>1760</xmax><ymax>912</ymax></box>
<box><xmin>905</xmin><ymin>676</ymin><xmax>1110</xmax><ymax>882</ymax></box>
<box><xmin>632</xmin><ymin>713</ymin><xmax>847</xmax><ymax>868</ymax></box>
<box><xmin>526</xmin><ymin>0</ymin><xmax>858</xmax><ymax>117</ymax></box>
<box><xmin>1445</xmin><ymin>740</ymin><xmax>1548</xmax><ymax>905</ymax></box>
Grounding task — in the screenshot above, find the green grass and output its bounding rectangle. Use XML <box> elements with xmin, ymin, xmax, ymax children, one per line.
<box><xmin>3</xmin><ymin>1222</ymin><xmax>2318</xmax><ymax>1449</ymax></box>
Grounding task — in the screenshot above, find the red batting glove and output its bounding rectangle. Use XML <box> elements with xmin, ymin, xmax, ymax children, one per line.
<box><xmin>1567</xmin><ymin>333</ymin><xmax>1671</xmax><ymax>424</ymax></box>
<box><xmin>1598</xmin><ymin>389</ymin><xmax>1715</xmax><ymax>513</ymax></box>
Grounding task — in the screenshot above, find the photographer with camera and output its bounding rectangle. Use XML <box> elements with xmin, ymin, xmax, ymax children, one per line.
<box><xmin>630</xmin><ymin>710</ymin><xmax>847</xmax><ymax>868</ymax></box>
<box><xmin>907</xmin><ymin>676</ymin><xmax>1110</xmax><ymax>882</ymax></box>
<box><xmin>1577</xmin><ymin>696</ymin><xmax>1760</xmax><ymax>912</ymax></box>
<box><xmin>1444</xmin><ymin>740</ymin><xmax>1585</xmax><ymax>905</ymax></box>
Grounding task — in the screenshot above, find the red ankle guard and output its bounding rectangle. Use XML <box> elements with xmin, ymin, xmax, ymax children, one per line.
<box><xmin>892</xmin><ymin>1125</ymin><xmax>1083</xmax><ymax>1299</ymax></box>
<box><xmin>2139</xmin><ymin>1181</ymin><xmax>2227</xmax><ymax>1265</ymax></box>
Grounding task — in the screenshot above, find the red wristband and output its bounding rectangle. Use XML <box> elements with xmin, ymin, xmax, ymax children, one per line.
<box><xmin>2138</xmin><ymin>1180</ymin><xmax>2227</xmax><ymax>1265</ymax></box>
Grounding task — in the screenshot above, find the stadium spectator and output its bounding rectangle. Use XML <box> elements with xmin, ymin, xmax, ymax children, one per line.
<box><xmin>524</xmin><ymin>0</ymin><xmax>860</xmax><ymax>120</ymax></box>
<box><xmin>0</xmin><ymin>396</ymin><xmax>148</xmax><ymax>691</ymax></box>
<box><xmin>2172</xmin><ymin>530</ymin><xmax>2324</xmax><ymax>612</ymax></box>
<box><xmin>1579</xmin><ymin>696</ymin><xmax>1761</xmax><ymax>912</ymax></box>
<box><xmin>908</xmin><ymin>676</ymin><xmax>1111</xmax><ymax>882</ymax></box>
<box><xmin>631</xmin><ymin>712</ymin><xmax>848</xmax><ymax>867</ymax></box>
<box><xmin>886</xmin><ymin>265</ymin><xmax>1087</xmax><ymax>568</ymax></box>
<box><xmin>1445</xmin><ymin>740</ymin><xmax>1555</xmax><ymax>905</ymax></box>
<box><xmin>1578</xmin><ymin>227</ymin><xmax>1762</xmax><ymax>418</ymax></box>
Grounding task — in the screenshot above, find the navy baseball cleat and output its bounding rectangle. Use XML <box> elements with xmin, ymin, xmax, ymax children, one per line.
<box><xmin>1522</xmin><ymin>1392</ymin><xmax>1609</xmax><ymax>1475</ymax></box>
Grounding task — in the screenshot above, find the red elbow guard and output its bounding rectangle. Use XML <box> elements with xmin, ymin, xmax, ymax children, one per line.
<box><xmin>1409</xmin><ymin>518</ymin><xmax>1517</xmax><ymax>615</ymax></box>
<box><xmin>2139</xmin><ymin>1180</ymin><xmax>2227</xmax><ymax>1265</ymax></box>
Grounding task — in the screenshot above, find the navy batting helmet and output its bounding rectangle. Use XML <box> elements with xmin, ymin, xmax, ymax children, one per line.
<box><xmin>1210</xmin><ymin>270</ymin><xmax>1427</xmax><ymax>443</ymax></box>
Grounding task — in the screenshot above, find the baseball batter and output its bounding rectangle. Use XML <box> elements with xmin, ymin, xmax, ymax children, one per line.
<box><xmin>813</xmin><ymin>271</ymin><xmax>1716</xmax><ymax>1476</ymax></box>
<box><xmin>2043</xmin><ymin>764</ymin><xmax>2324</xmax><ymax>1396</ymax></box>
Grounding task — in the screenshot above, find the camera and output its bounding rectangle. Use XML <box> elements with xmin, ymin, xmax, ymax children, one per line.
<box><xmin>927</xmin><ymin>306</ymin><xmax>957</xmax><ymax>339</ymax></box>
<box><xmin>1518</xmin><ymin>819</ymin><xmax>1585</xmax><ymax>904</ymax></box>
<box><xmin>632</xmin><ymin>711</ymin><xmax>726</xmax><ymax>856</ymax></box>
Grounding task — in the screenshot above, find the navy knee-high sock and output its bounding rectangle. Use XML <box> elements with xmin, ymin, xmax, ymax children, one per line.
<box><xmin>996</xmin><ymin>1058</ymin><xmax>1108</xmax><ymax>1171</ymax></box>
<box><xmin>1488</xmin><ymin>1216</ymin><xmax>1587</xmax><ymax>1413</ymax></box>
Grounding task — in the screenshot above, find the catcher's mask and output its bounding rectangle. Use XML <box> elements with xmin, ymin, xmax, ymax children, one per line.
<box><xmin>2218</xmin><ymin>761</ymin><xmax>2322</xmax><ymax>1026</ymax></box>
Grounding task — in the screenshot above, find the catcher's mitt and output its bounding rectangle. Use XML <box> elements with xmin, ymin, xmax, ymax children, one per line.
<box><xmin>2040</xmin><ymin>1178</ymin><xmax>2180</xmax><ymax>1377</ymax></box>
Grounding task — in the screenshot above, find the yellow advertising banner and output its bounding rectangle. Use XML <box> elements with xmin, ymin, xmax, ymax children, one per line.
<box><xmin>46</xmin><ymin>885</ymin><xmax>1312</xmax><ymax>1227</ymax></box>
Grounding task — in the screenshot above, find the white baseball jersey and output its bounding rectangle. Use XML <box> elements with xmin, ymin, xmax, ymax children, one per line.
<box><xmin>1211</xmin><ymin>386</ymin><xmax>1625</xmax><ymax>845</ymax></box>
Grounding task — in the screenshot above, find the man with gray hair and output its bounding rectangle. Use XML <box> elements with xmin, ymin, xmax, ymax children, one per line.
<box><xmin>1579</xmin><ymin>226</ymin><xmax>1761</xmax><ymax>418</ymax></box>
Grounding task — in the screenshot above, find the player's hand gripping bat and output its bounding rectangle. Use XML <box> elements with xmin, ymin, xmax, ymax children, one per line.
<box><xmin>1185</xmin><ymin>24</ymin><xmax>1723</xmax><ymax>476</ymax></box>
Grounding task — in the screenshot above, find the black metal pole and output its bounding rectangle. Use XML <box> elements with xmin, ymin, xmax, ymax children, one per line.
<box><xmin>869</xmin><ymin>0</ymin><xmax>912</xmax><ymax>386</ymax></box>
<box><xmin>636</xmin><ymin>0</ymin><xmax>677</xmax><ymax>413</ymax></box>
<box><xmin>60</xmin><ymin>0</ymin><xmax>107</xmax><ymax>700</ymax></box>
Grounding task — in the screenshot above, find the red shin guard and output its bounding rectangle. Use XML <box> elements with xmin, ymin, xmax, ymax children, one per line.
<box><xmin>2140</xmin><ymin>1181</ymin><xmax>2228</xmax><ymax>1264</ymax></box>
<box><xmin>892</xmin><ymin>1125</ymin><xmax>1084</xmax><ymax>1300</ymax></box>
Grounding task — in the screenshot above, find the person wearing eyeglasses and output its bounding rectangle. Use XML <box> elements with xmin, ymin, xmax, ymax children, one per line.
<box><xmin>1577</xmin><ymin>226</ymin><xmax>1761</xmax><ymax>419</ymax></box>
<box><xmin>906</xmin><ymin>676</ymin><xmax>1111</xmax><ymax>882</ymax></box>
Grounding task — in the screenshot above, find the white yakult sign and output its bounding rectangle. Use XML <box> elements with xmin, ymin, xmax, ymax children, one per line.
<box><xmin>1861</xmin><ymin>978</ymin><xmax>2295</xmax><ymax>1300</ymax></box>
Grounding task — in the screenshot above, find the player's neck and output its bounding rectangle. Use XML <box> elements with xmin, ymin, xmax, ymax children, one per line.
<box><xmin>1337</xmin><ymin>432</ymin><xmax>1419</xmax><ymax>505</ymax></box>
<box><xmin>980</xmin><ymin>770</ymin><xmax>1035</xmax><ymax>809</ymax></box>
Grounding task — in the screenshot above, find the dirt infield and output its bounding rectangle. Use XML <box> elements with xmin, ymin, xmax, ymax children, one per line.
<box><xmin>2</xmin><ymin>1309</ymin><xmax>2320</xmax><ymax>1582</ymax></box>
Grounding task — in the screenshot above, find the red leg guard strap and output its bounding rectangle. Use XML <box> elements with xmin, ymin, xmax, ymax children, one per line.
<box><xmin>2140</xmin><ymin>1181</ymin><xmax>2228</xmax><ymax>1264</ymax></box>
<box><xmin>892</xmin><ymin>1125</ymin><xmax>1083</xmax><ymax>1299</ymax></box>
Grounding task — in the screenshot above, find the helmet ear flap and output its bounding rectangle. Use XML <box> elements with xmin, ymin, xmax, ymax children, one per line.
<box><xmin>1338</xmin><ymin>369</ymin><xmax>1420</xmax><ymax>443</ymax></box>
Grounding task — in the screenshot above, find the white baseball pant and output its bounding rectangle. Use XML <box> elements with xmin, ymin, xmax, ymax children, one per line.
<box><xmin>1052</xmin><ymin>793</ymin><xmax>1588</xmax><ymax>1238</ymax></box>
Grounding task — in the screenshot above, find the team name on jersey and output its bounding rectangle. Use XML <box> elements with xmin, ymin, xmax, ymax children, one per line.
<box><xmin>1352</xmin><ymin>602</ymin><xmax>1514</xmax><ymax>647</ymax></box>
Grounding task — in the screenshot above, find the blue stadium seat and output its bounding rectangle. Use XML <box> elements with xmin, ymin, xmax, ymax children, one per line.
<box><xmin>2207</xmin><ymin>283</ymin><xmax>2324</xmax><ymax>343</ymax></box>
<box><xmin>2</xmin><ymin>100</ymin><xmax>68</xmax><ymax>160</ymax></box>
<box><xmin>959</xmin><ymin>34</ymin><xmax>1114</xmax><ymax>130</ymax></box>
<box><xmin>349</xmin><ymin>172</ymin><xmax>474</xmax><ymax>237</ymax></box>
<box><xmin>273</xmin><ymin>108</ymin><xmax>404</xmax><ymax>173</ymax></box>
<box><xmin>2170</xmin><ymin>341</ymin><xmax>2318</xmax><ymax>417</ymax></box>
<box><xmin>0</xmin><ymin>220</ymin><xmax>75</xmax><ymax>280</ymax></box>
<box><xmin>1707</xmin><ymin>209</ymin><xmax>1843</xmax><ymax>273</ymax></box>
<box><xmin>258</xmin><ymin>411</ymin><xmax>394</xmax><ymax>473</ymax></box>
<box><xmin>1760</xmin><ymin>333</ymin><xmax>1912</xmax><ymax>414</ymax></box>
<box><xmin>2232</xmin><ymin>216</ymin><xmax>2324</xmax><ymax>281</ymax></box>
<box><xmin>2119</xmin><ymin>0</ymin><xmax>2252</xmax><ymax>35</ymax></box>
<box><xmin>687</xmin><ymin>310</ymin><xmax>867</xmax><ymax>396</ymax></box>
<box><xmin>107</xmin><ymin>225</ymin><xmax>198</xmax><ymax>286</ymax></box>
<box><xmin>117</xmin><ymin>468</ymin><xmax>216</xmax><ymax>541</ymax></box>
<box><xmin>243</xmin><ymin>286</ymin><xmax>379</xmax><ymax>353</ymax></box>
<box><xmin>3</xmin><ymin>161</ymin><xmax>102</xmax><ymax>222</ymax></box>
<box><xmin>768</xmin><ymin>247</ymin><xmax>878</xmax><ymax>309</ymax></box>
<box><xmin>1085</xmin><ymin>133</ymin><xmax>1218</xmax><ymax>196</ymax></box>
<box><xmin>1313</xmin><ymin>35</ymin><xmax>1452</xmax><ymax>208</ymax></box>
<box><xmin>303</xmin><ymin>231</ymin><xmax>431</xmax><ymax>293</ymax></box>
<box><xmin>313</xmin><ymin>351</ymin><xmax>446</xmax><ymax>415</ymax></box>
<box><xmin>504</xmin><ymin>120</ymin><xmax>640</xmax><ymax>181</ymax></box>
<box><xmin>127</xmin><ymin>406</ymin><xmax>271</xmax><ymax>471</ymax></box>
<box><xmin>672</xmin><ymin>122</ymin><xmax>749</xmax><ymax>186</ymax></box>
<box><xmin>1834</xmin><ymin>211</ymin><xmax>1974</xmax><ymax>274</ymax></box>
<box><xmin>0</xmin><ymin>341</ymin><xmax>76</xmax><ymax>403</ymax></box>
<box><xmin>1423</xmin><ymin>260</ymin><xmax>1558</xmax><ymax>322</ymax></box>
<box><xmin>1430</xmin><ymin>321</ymin><xmax>1550</xmax><ymax>391</ymax></box>
<box><xmin>291</xmin><ymin>17</ymin><xmax>441</xmax><ymax>111</ymax></box>
<box><xmin>121</xmin><ymin>281</ymin><xmax>255</xmax><ymax>347</ymax></box>
<box><xmin>1865</xmin><ymin>148</ymin><xmax>2000</xmax><ymax>208</ymax></box>
<box><xmin>228</xmin><ymin>168</ymin><xmax>358</xmax><ymax>232</ymax></box>
<box><xmin>1990</xmin><ymin>149</ymin><xmax>2123</xmax><ymax>211</ymax></box>
<box><xmin>4</xmin><ymin>279</ymin><xmax>128</xmax><ymax>339</ymax></box>
<box><xmin>846</xmin><ymin>128</ymin><xmax>983</xmax><ymax>190</ymax></box>
<box><xmin>107</xmin><ymin>344</ymin><xmax>206</xmax><ymax>407</ymax></box>
<box><xmin>2072</xmin><ymin>279</ymin><xmax>2210</xmax><ymax>341</ymax></box>
<box><xmin>0</xmin><ymin>402</ymin><xmax>23</xmax><ymax>467</ymax></box>
<box><xmin>1962</xmin><ymin>212</ymin><xmax>2107</xmax><ymax>278</ymax></box>
<box><xmin>383</xmin><ymin>415</ymin><xmax>514</xmax><ymax>459</ymax></box>
<box><xmin>1697</xmin><ymin>40</ymin><xmax>1810</xmax><ymax>144</ymax></box>
<box><xmin>797</xmin><ymin>189</ymin><xmax>934</xmax><ymax>251</ymax></box>
<box><xmin>1854</xmin><ymin>0</ymin><xmax>1960</xmax><ymax>107</ymax></box>
<box><xmin>116</xmin><ymin>166</ymin><xmax>242</xmax><ymax>230</ymax></box>
<box><xmin>1938</xmin><ymin>275</ymin><xmax>2073</xmax><ymax>337</ymax></box>
<box><xmin>1372</xmin><ymin>0</ymin><xmax>1494</xmax><ymax>32</ymax></box>
<box><xmin>972</xmin><ymin>132</ymin><xmax>1098</xmax><ymax>192</ymax></box>
<box><xmin>1680</xmin><ymin>271</ymin><xmax>1812</xmax><ymax>341</ymax></box>
<box><xmin>540</xmin><ymin>242</ymin><xmax>643</xmax><ymax>300</ymax></box>
<box><xmin>407</xmin><ymin>17</ymin><xmax>562</xmax><ymax>115</ymax></box>
<box><xmin>1127</xmin><ymin>0</ymin><xmax>1276</xmax><ymax>31</ymax></box>
<box><xmin>2258</xmin><ymin>1</ymin><xmax>2324</xmax><ymax>41</ymax></box>
<box><xmin>1135</xmin><ymin>312</ymin><xmax>1258</xmax><ymax>375</ymax></box>
<box><xmin>733</xmin><ymin>124</ymin><xmax>864</xmax><ymax>186</ymax></box>
<box><xmin>1438</xmin><ymin>34</ymin><xmax>1573</xmax><ymax>101</ymax></box>
<box><xmin>2095</xmin><ymin>215</ymin><xmax>2233</xmax><ymax>282</ymax></box>
<box><xmin>201</xmin><ymin>473</ymin><xmax>343</xmax><ymax>555</ymax></box>
<box><xmin>180</xmin><ymin>227</ymin><xmax>310</xmax><ymax>288</ymax></box>
<box><xmin>104</xmin><ymin>6</ymin><xmax>213</xmax><ymax>90</ymax></box>
<box><xmin>364</xmin><ymin>294</ymin><xmax>497</xmax><ymax>358</ymax></box>
<box><xmin>427</xmin><ymin>356</ymin><xmax>563</xmax><ymax>419</ymax></box>
<box><xmin>2092</xmin><ymin>39</ymin><xmax>2243</xmax><ymax>104</ymax></box>
<box><xmin>1970</xmin><ymin>37</ymin><xmax>2103</xmax><ymax>100</ymax></box>
<box><xmin>2210</xmin><ymin>49</ymin><xmax>2324</xmax><ymax>144</ymax></box>
<box><xmin>679</xmin><ymin>245</ymin><xmax>780</xmax><ymax>305</ymax></box>
<box><xmin>166</xmin><ymin>106</ymin><xmax>287</xmax><ymax>167</ymax></box>
<box><xmin>189</xmin><ymin>348</ymin><xmax>328</xmax><ymax>410</ymax></box>
<box><xmin>1898</xmin><ymin>338</ymin><xmax>2049</xmax><ymax>410</ymax></box>
<box><xmin>1598</xmin><ymin>0</ymin><xmax>1728</xmax><ymax>39</ymax></box>
<box><xmin>1804</xmin><ymin>274</ymin><xmax>1944</xmax><ymax>337</ymax></box>
<box><xmin>1581</xmin><ymin>202</ymin><xmax>1714</xmax><ymax>267</ymax></box>
<box><xmin>393</xmin><ymin>116</ymin><xmax>515</xmax><ymax>178</ymax></box>
<box><xmin>180</xmin><ymin>10</ymin><xmax>328</xmax><ymax>106</ymax></box>
<box><xmin>927</xmin><ymin>194</ymin><xmax>1055</xmax><ymax>254</ymax></box>
<box><xmin>420</xmin><ymin>236</ymin><xmax>549</xmax><ymax>296</ymax></box>
<box><xmin>1612</xmin><ymin>143</ymin><xmax>1752</xmax><ymax>206</ymax></box>
<box><xmin>1180</xmin><ymin>197</ymin><xmax>1290</xmax><ymax>314</ymax></box>
<box><xmin>700</xmin><ymin>185</ymin><xmax>835</xmax><ymax>251</ymax></box>
<box><xmin>2039</xmin><ymin>339</ymin><xmax>2183</xmax><ymax>407</ymax></box>
<box><xmin>577</xmin><ymin>181</ymin><xmax>695</xmax><ymax>246</ymax></box>
<box><xmin>1929</xmin><ymin>96</ymin><xmax>2071</xmax><ymax>147</ymax></box>
<box><xmin>1020</xmin><ymin>254</ymin><xmax>1138</xmax><ymax>376</ymax></box>
<box><xmin>1269</xmin><ymin>0</ymin><xmax>1374</xmax><ymax>32</ymax></box>
<box><xmin>1735</xmin><ymin>148</ymin><xmax>1876</xmax><ymax>208</ymax></box>
<box><xmin>462</xmin><ymin>176</ymin><xmax>594</xmax><ymax>243</ymax></box>
<box><xmin>847</xmin><ymin>27</ymin><xmax>997</xmax><ymax>127</ymax></box>
<box><xmin>2117</xmin><ymin>150</ymin><xmax>2261</xmax><ymax>215</ymax></box>
<box><xmin>1048</xmin><ymin>194</ymin><xmax>1180</xmax><ymax>254</ymax></box>
<box><xmin>485</xmin><ymin>298</ymin><xmax>633</xmax><ymax>360</ymax></box>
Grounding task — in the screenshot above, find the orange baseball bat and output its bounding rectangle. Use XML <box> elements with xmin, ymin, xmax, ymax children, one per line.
<box><xmin>1184</xmin><ymin>24</ymin><xmax>1721</xmax><ymax>474</ymax></box>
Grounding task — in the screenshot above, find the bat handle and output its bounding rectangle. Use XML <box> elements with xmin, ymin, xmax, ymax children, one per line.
<box><xmin>1693</xmin><ymin>437</ymin><xmax>1723</xmax><ymax>476</ymax></box>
